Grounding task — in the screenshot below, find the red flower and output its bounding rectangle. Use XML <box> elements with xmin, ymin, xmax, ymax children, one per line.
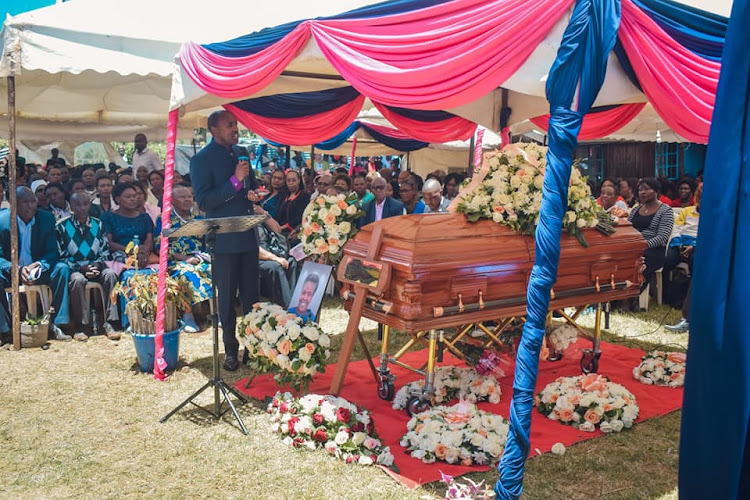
<box><xmin>367</xmin><ymin>421</ymin><xmax>375</xmax><ymax>434</ymax></box>
<box><xmin>292</xmin><ymin>438</ymin><xmax>304</xmax><ymax>448</ymax></box>
<box><xmin>336</xmin><ymin>407</ymin><xmax>351</xmax><ymax>423</ymax></box>
<box><xmin>351</xmin><ymin>422</ymin><xmax>365</xmax><ymax>433</ymax></box>
<box><xmin>279</xmin><ymin>402</ymin><xmax>289</xmax><ymax>413</ymax></box>
<box><xmin>287</xmin><ymin>417</ymin><xmax>299</xmax><ymax>433</ymax></box>
<box><xmin>313</xmin><ymin>429</ymin><xmax>328</xmax><ymax>443</ymax></box>
<box><xmin>370</xmin><ymin>454</ymin><xmax>377</xmax><ymax>463</ymax></box>
<box><xmin>312</xmin><ymin>413</ymin><xmax>325</xmax><ymax>426</ymax></box>
<box><xmin>345</xmin><ymin>455</ymin><xmax>355</xmax><ymax>464</ymax></box>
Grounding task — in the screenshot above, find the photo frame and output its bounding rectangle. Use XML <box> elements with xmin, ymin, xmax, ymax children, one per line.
<box><xmin>287</xmin><ymin>261</ymin><xmax>333</xmax><ymax>322</ymax></box>
<box><xmin>337</xmin><ymin>255</ymin><xmax>391</xmax><ymax>295</ymax></box>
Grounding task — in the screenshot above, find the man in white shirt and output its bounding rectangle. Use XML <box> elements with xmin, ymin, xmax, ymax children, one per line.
<box><xmin>358</xmin><ymin>177</ymin><xmax>405</xmax><ymax>227</ymax></box>
<box><xmin>132</xmin><ymin>134</ymin><xmax>162</xmax><ymax>174</ymax></box>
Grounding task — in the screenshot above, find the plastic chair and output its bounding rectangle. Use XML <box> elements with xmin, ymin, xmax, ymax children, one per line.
<box><xmin>85</xmin><ymin>282</ymin><xmax>107</xmax><ymax>321</ymax></box>
<box><xmin>5</xmin><ymin>284</ymin><xmax>52</xmax><ymax>318</ymax></box>
<box><xmin>638</xmin><ymin>267</ymin><xmax>663</xmax><ymax>311</ymax></box>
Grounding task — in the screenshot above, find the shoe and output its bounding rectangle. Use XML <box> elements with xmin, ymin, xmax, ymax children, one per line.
<box><xmin>51</xmin><ymin>325</ymin><xmax>72</xmax><ymax>341</ymax></box>
<box><xmin>102</xmin><ymin>322</ymin><xmax>121</xmax><ymax>340</ymax></box>
<box><xmin>73</xmin><ymin>332</ymin><xmax>89</xmax><ymax>342</ymax></box>
<box><xmin>223</xmin><ymin>355</ymin><xmax>240</xmax><ymax>372</ymax></box>
<box><xmin>182</xmin><ymin>313</ymin><xmax>199</xmax><ymax>334</ymax></box>
<box><xmin>665</xmin><ymin>319</ymin><xmax>689</xmax><ymax>333</ymax></box>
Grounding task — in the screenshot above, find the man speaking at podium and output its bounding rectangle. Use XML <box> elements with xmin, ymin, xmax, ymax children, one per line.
<box><xmin>191</xmin><ymin>110</ymin><xmax>259</xmax><ymax>372</ymax></box>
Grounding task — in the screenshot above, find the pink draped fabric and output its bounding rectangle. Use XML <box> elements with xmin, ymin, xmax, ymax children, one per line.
<box><xmin>619</xmin><ymin>0</ymin><xmax>719</xmax><ymax>143</ymax></box>
<box><xmin>180</xmin><ymin>23</ymin><xmax>311</xmax><ymax>99</ymax></box>
<box><xmin>362</xmin><ymin>121</ymin><xmax>416</xmax><ymax>140</ymax></box>
<box><xmin>180</xmin><ymin>0</ymin><xmax>573</xmax><ymax>110</ymax></box>
<box><xmin>224</xmin><ymin>94</ymin><xmax>365</xmax><ymax>146</ymax></box>
<box><xmin>373</xmin><ymin>102</ymin><xmax>476</xmax><ymax>142</ymax></box>
<box><xmin>529</xmin><ymin>102</ymin><xmax>646</xmax><ymax>140</ymax></box>
<box><xmin>153</xmin><ymin>109</ymin><xmax>179</xmax><ymax>381</ymax></box>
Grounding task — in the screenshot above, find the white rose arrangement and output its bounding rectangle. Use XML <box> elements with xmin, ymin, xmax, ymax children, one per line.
<box><xmin>392</xmin><ymin>366</ymin><xmax>501</xmax><ymax>411</ymax></box>
<box><xmin>268</xmin><ymin>392</ymin><xmax>394</xmax><ymax>467</ymax></box>
<box><xmin>400</xmin><ymin>400</ymin><xmax>509</xmax><ymax>465</ymax></box>
<box><xmin>535</xmin><ymin>374</ymin><xmax>639</xmax><ymax>433</ymax></box>
<box><xmin>301</xmin><ymin>193</ymin><xmax>364</xmax><ymax>264</ymax></box>
<box><xmin>455</xmin><ymin>143</ymin><xmax>615</xmax><ymax>247</ymax></box>
<box><xmin>237</xmin><ymin>302</ymin><xmax>331</xmax><ymax>392</ymax></box>
<box><xmin>633</xmin><ymin>351</ymin><xmax>686</xmax><ymax>387</ymax></box>
<box><xmin>547</xmin><ymin>324</ymin><xmax>580</xmax><ymax>353</ymax></box>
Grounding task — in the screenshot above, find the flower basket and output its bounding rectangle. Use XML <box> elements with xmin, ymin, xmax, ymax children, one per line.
<box><xmin>300</xmin><ymin>193</ymin><xmax>364</xmax><ymax>265</ymax></box>
<box><xmin>20</xmin><ymin>322</ymin><xmax>49</xmax><ymax>348</ymax></box>
<box><xmin>125</xmin><ymin>302</ymin><xmax>178</xmax><ymax>335</ymax></box>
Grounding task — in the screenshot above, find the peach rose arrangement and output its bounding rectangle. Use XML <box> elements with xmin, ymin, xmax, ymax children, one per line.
<box><xmin>238</xmin><ymin>302</ymin><xmax>331</xmax><ymax>392</ymax></box>
<box><xmin>301</xmin><ymin>193</ymin><xmax>364</xmax><ymax>264</ymax></box>
<box><xmin>535</xmin><ymin>374</ymin><xmax>639</xmax><ymax>433</ymax></box>
<box><xmin>633</xmin><ymin>351</ymin><xmax>686</xmax><ymax>388</ymax></box>
<box><xmin>401</xmin><ymin>400</ymin><xmax>509</xmax><ymax>465</ymax></box>
<box><xmin>455</xmin><ymin>143</ymin><xmax>615</xmax><ymax>247</ymax></box>
<box><xmin>392</xmin><ymin>366</ymin><xmax>502</xmax><ymax>411</ymax></box>
<box><xmin>268</xmin><ymin>391</ymin><xmax>395</xmax><ymax>467</ymax></box>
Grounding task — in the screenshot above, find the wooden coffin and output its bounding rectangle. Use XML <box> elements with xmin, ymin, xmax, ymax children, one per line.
<box><xmin>340</xmin><ymin>213</ymin><xmax>646</xmax><ymax>333</ymax></box>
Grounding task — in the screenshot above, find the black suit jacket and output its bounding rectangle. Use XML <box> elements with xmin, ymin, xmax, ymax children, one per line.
<box><xmin>0</xmin><ymin>208</ymin><xmax>59</xmax><ymax>273</ymax></box>
<box><xmin>190</xmin><ymin>140</ymin><xmax>259</xmax><ymax>253</ymax></box>
<box><xmin>358</xmin><ymin>196</ymin><xmax>405</xmax><ymax>228</ymax></box>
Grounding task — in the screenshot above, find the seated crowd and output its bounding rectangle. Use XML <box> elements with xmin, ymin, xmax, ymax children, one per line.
<box><xmin>0</xmin><ymin>140</ymin><xmax>701</xmax><ymax>343</ymax></box>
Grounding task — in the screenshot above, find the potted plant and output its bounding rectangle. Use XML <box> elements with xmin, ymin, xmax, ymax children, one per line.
<box><xmin>112</xmin><ymin>241</ymin><xmax>192</xmax><ymax>372</ymax></box>
<box><xmin>20</xmin><ymin>310</ymin><xmax>51</xmax><ymax>348</ymax></box>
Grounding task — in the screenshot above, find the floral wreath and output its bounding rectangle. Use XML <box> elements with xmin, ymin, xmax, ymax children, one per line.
<box><xmin>268</xmin><ymin>392</ymin><xmax>394</xmax><ymax>467</ymax></box>
<box><xmin>400</xmin><ymin>401</ymin><xmax>509</xmax><ymax>465</ymax></box>
<box><xmin>547</xmin><ymin>324</ymin><xmax>580</xmax><ymax>352</ymax></box>
<box><xmin>632</xmin><ymin>351</ymin><xmax>686</xmax><ymax>388</ymax></box>
<box><xmin>300</xmin><ymin>193</ymin><xmax>364</xmax><ymax>264</ymax></box>
<box><xmin>453</xmin><ymin>143</ymin><xmax>614</xmax><ymax>246</ymax></box>
<box><xmin>238</xmin><ymin>302</ymin><xmax>331</xmax><ymax>393</ymax></box>
<box><xmin>536</xmin><ymin>374</ymin><xmax>639</xmax><ymax>433</ymax></box>
<box><xmin>392</xmin><ymin>366</ymin><xmax>502</xmax><ymax>411</ymax></box>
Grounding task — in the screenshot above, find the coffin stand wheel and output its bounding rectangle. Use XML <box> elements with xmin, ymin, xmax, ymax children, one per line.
<box><xmin>406</xmin><ymin>396</ymin><xmax>431</xmax><ymax>417</ymax></box>
<box><xmin>377</xmin><ymin>376</ymin><xmax>395</xmax><ymax>401</ymax></box>
<box><xmin>580</xmin><ymin>349</ymin><xmax>601</xmax><ymax>374</ymax></box>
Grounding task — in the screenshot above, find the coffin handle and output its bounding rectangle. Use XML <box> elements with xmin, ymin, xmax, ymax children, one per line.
<box><xmin>595</xmin><ymin>275</ymin><xmax>600</xmax><ymax>293</ymax></box>
<box><xmin>478</xmin><ymin>290</ymin><xmax>485</xmax><ymax>310</ymax></box>
<box><xmin>458</xmin><ymin>293</ymin><xmax>465</xmax><ymax>313</ymax></box>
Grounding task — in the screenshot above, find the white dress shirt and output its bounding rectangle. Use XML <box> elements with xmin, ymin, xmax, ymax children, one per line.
<box><xmin>132</xmin><ymin>147</ymin><xmax>162</xmax><ymax>173</ymax></box>
<box><xmin>374</xmin><ymin>199</ymin><xmax>385</xmax><ymax>221</ymax></box>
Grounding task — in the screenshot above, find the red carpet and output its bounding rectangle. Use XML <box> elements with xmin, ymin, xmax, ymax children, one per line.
<box><xmin>236</xmin><ymin>339</ymin><xmax>683</xmax><ymax>487</ymax></box>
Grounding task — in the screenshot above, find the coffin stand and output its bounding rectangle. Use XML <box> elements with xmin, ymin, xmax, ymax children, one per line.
<box><xmin>331</xmin><ymin>213</ymin><xmax>646</xmax><ymax>414</ymax></box>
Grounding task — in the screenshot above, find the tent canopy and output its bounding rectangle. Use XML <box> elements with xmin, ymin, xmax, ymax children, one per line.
<box><xmin>170</xmin><ymin>0</ymin><xmax>730</xmax><ymax>145</ymax></box>
<box><xmin>0</xmin><ymin>0</ymin><xmax>380</xmax><ymax>140</ymax></box>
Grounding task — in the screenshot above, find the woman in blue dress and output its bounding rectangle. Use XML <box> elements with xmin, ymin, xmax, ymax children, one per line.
<box><xmin>101</xmin><ymin>181</ymin><xmax>157</xmax><ymax>328</ymax></box>
<box><xmin>153</xmin><ymin>185</ymin><xmax>212</xmax><ymax>333</ymax></box>
<box><xmin>259</xmin><ymin>168</ymin><xmax>287</xmax><ymax>221</ymax></box>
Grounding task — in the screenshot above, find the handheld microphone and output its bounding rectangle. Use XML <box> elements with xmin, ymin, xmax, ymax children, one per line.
<box><xmin>232</xmin><ymin>144</ymin><xmax>251</xmax><ymax>190</ymax></box>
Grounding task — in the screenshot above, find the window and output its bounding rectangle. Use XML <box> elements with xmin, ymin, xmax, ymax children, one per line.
<box><xmin>655</xmin><ymin>143</ymin><xmax>680</xmax><ymax>180</ymax></box>
<box><xmin>573</xmin><ymin>145</ymin><xmax>604</xmax><ymax>184</ymax></box>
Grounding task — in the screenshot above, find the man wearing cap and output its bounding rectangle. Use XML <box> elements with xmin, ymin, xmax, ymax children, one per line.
<box><xmin>0</xmin><ymin>187</ymin><xmax>72</xmax><ymax>343</ymax></box>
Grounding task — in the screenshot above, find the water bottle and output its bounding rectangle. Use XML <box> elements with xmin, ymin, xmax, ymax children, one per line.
<box><xmin>91</xmin><ymin>308</ymin><xmax>99</xmax><ymax>336</ymax></box>
<box><xmin>133</xmin><ymin>235</ymin><xmax>140</xmax><ymax>248</ymax></box>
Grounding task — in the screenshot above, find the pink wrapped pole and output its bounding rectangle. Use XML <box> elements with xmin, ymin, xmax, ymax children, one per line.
<box><xmin>473</xmin><ymin>126</ymin><xmax>485</xmax><ymax>169</ymax></box>
<box><xmin>154</xmin><ymin>109</ymin><xmax>180</xmax><ymax>381</ymax></box>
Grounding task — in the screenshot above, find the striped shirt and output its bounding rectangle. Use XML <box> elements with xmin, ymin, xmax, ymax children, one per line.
<box><xmin>628</xmin><ymin>202</ymin><xmax>674</xmax><ymax>248</ymax></box>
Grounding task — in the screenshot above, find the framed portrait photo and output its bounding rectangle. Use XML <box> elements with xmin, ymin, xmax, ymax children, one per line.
<box><xmin>287</xmin><ymin>261</ymin><xmax>333</xmax><ymax>323</ymax></box>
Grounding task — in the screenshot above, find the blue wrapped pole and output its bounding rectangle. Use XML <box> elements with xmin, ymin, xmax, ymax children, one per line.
<box><xmin>495</xmin><ymin>1</ymin><xmax>621</xmax><ymax>498</ymax></box>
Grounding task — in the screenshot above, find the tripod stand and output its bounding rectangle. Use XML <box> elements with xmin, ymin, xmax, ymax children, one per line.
<box><xmin>160</xmin><ymin>214</ymin><xmax>267</xmax><ymax>434</ymax></box>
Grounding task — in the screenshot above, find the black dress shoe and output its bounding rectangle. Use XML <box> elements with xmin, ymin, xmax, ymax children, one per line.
<box><xmin>223</xmin><ymin>355</ymin><xmax>240</xmax><ymax>372</ymax></box>
<box><xmin>242</xmin><ymin>348</ymin><xmax>250</xmax><ymax>365</ymax></box>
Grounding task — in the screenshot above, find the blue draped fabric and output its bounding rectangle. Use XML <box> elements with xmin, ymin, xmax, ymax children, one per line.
<box><xmin>382</xmin><ymin>105</ymin><xmax>458</xmax><ymax>122</ymax></box>
<box><xmin>634</xmin><ymin>0</ymin><xmax>727</xmax><ymax>61</ymax></box>
<box><xmin>202</xmin><ymin>0</ymin><xmax>454</xmax><ymax>57</ymax></box>
<box><xmin>264</xmin><ymin>120</ymin><xmax>428</xmax><ymax>152</ymax></box>
<box><xmin>231</xmin><ymin>87</ymin><xmax>361</xmax><ymax>118</ymax></box>
<box><xmin>202</xmin><ymin>20</ymin><xmax>302</xmax><ymax>57</ymax></box>
<box><xmin>495</xmin><ymin>1</ymin><xmax>621</xmax><ymax>498</ymax></box>
<box><xmin>265</xmin><ymin>121</ymin><xmax>361</xmax><ymax>150</ymax></box>
<box><xmin>359</xmin><ymin>123</ymin><xmax>429</xmax><ymax>151</ymax></box>
<box><xmin>679</xmin><ymin>0</ymin><xmax>750</xmax><ymax>497</ymax></box>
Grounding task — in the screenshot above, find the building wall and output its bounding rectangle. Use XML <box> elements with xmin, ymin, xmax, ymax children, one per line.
<box><xmin>601</xmin><ymin>142</ymin><xmax>656</xmax><ymax>180</ymax></box>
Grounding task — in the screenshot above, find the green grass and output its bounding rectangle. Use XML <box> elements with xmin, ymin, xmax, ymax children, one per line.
<box><xmin>0</xmin><ymin>298</ymin><xmax>688</xmax><ymax>499</ymax></box>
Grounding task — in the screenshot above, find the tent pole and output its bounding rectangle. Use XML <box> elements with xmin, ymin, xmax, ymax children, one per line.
<box><xmin>310</xmin><ymin>145</ymin><xmax>315</xmax><ymax>169</ymax></box>
<box><xmin>468</xmin><ymin>135</ymin><xmax>476</xmax><ymax>178</ymax></box>
<box><xmin>349</xmin><ymin>138</ymin><xmax>358</xmax><ymax>176</ymax></box>
<box><xmin>7</xmin><ymin>76</ymin><xmax>20</xmax><ymax>350</ymax></box>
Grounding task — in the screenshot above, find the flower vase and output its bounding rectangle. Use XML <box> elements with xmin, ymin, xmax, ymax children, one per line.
<box><xmin>126</xmin><ymin>303</ymin><xmax>182</xmax><ymax>373</ymax></box>
<box><xmin>20</xmin><ymin>322</ymin><xmax>49</xmax><ymax>348</ymax></box>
